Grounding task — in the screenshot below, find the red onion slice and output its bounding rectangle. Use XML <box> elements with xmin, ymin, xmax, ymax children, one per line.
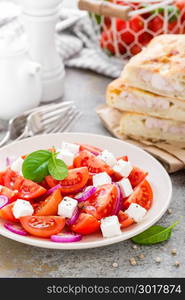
<box><xmin>0</xmin><ymin>195</ymin><xmax>9</xmax><ymax>209</ymax></box>
<box><xmin>45</xmin><ymin>184</ymin><xmax>61</xmax><ymax>196</ymax></box>
<box><xmin>66</xmin><ymin>207</ymin><xmax>80</xmax><ymax>226</ymax></box>
<box><xmin>75</xmin><ymin>186</ymin><xmax>96</xmax><ymax>202</ymax></box>
<box><xmin>6</xmin><ymin>156</ymin><xmax>16</xmax><ymax>167</ymax></box>
<box><xmin>51</xmin><ymin>233</ymin><xmax>82</xmax><ymax>243</ymax></box>
<box><xmin>4</xmin><ymin>223</ymin><xmax>28</xmax><ymax>236</ymax></box>
<box><xmin>111</xmin><ymin>184</ymin><xmax>122</xmax><ymax>215</ymax></box>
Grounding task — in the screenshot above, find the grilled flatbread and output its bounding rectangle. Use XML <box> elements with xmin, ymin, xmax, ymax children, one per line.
<box><xmin>120</xmin><ymin>112</ymin><xmax>185</xmax><ymax>143</ymax></box>
<box><xmin>121</xmin><ymin>35</ymin><xmax>185</xmax><ymax>100</ymax></box>
<box><xmin>107</xmin><ymin>78</ymin><xmax>185</xmax><ymax>122</ymax></box>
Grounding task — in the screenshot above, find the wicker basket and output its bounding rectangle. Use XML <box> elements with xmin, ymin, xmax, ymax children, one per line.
<box><xmin>79</xmin><ymin>0</ymin><xmax>185</xmax><ymax>59</ymax></box>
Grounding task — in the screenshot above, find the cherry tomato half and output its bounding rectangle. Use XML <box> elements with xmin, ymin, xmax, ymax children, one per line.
<box><xmin>123</xmin><ymin>180</ymin><xmax>153</xmax><ymax>210</ymax></box>
<box><xmin>20</xmin><ymin>216</ymin><xmax>65</xmax><ymax>238</ymax></box>
<box><xmin>83</xmin><ymin>184</ymin><xmax>118</xmax><ymax>220</ymax></box>
<box><xmin>45</xmin><ymin>167</ymin><xmax>89</xmax><ymax>195</ymax></box>
<box><xmin>71</xmin><ymin>213</ymin><xmax>100</xmax><ymax>235</ymax></box>
<box><xmin>74</xmin><ymin>150</ymin><xmax>113</xmax><ymax>175</ymax></box>
<box><xmin>34</xmin><ymin>189</ymin><xmax>62</xmax><ymax>216</ymax></box>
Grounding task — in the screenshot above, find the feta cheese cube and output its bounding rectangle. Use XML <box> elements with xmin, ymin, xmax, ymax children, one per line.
<box><xmin>57</xmin><ymin>150</ymin><xmax>74</xmax><ymax>166</ymax></box>
<box><xmin>92</xmin><ymin>172</ymin><xmax>112</xmax><ymax>187</ymax></box>
<box><xmin>112</xmin><ymin>159</ymin><xmax>133</xmax><ymax>177</ymax></box>
<box><xmin>97</xmin><ymin>150</ymin><xmax>117</xmax><ymax>167</ymax></box>
<box><xmin>125</xmin><ymin>203</ymin><xmax>147</xmax><ymax>223</ymax></box>
<box><xmin>13</xmin><ymin>199</ymin><xmax>34</xmax><ymax>219</ymax></box>
<box><xmin>61</xmin><ymin>142</ymin><xmax>80</xmax><ymax>155</ymax></box>
<box><xmin>11</xmin><ymin>157</ymin><xmax>24</xmax><ymax>175</ymax></box>
<box><xmin>118</xmin><ymin>178</ymin><xmax>133</xmax><ymax>198</ymax></box>
<box><xmin>100</xmin><ymin>216</ymin><xmax>122</xmax><ymax>238</ymax></box>
<box><xmin>58</xmin><ymin>197</ymin><xmax>78</xmax><ymax>218</ymax></box>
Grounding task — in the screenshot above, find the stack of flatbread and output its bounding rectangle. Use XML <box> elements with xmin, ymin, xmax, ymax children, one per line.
<box><xmin>106</xmin><ymin>34</ymin><xmax>185</xmax><ymax>144</ymax></box>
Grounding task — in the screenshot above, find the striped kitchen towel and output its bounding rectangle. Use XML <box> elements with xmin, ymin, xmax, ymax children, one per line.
<box><xmin>0</xmin><ymin>2</ymin><xmax>124</xmax><ymax>78</ymax></box>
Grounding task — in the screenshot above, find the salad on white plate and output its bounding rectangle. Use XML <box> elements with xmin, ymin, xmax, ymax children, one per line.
<box><xmin>0</xmin><ymin>141</ymin><xmax>153</xmax><ymax>243</ymax></box>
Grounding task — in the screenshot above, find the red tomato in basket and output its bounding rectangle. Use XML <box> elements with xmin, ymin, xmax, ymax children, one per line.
<box><xmin>120</xmin><ymin>31</ymin><xmax>135</xmax><ymax>45</ymax></box>
<box><xmin>130</xmin><ymin>16</ymin><xmax>144</xmax><ymax>33</ymax></box>
<box><xmin>138</xmin><ymin>32</ymin><xmax>153</xmax><ymax>46</ymax></box>
<box><xmin>20</xmin><ymin>216</ymin><xmax>65</xmax><ymax>238</ymax></box>
<box><xmin>130</xmin><ymin>44</ymin><xmax>142</xmax><ymax>55</ymax></box>
<box><xmin>148</xmin><ymin>16</ymin><xmax>164</xmax><ymax>33</ymax></box>
<box><xmin>100</xmin><ymin>31</ymin><xmax>115</xmax><ymax>55</ymax></box>
<box><xmin>175</xmin><ymin>0</ymin><xmax>185</xmax><ymax>11</ymax></box>
<box><xmin>103</xmin><ymin>16</ymin><xmax>112</xmax><ymax>29</ymax></box>
<box><xmin>168</xmin><ymin>20</ymin><xmax>180</xmax><ymax>33</ymax></box>
<box><xmin>116</xmin><ymin>19</ymin><xmax>126</xmax><ymax>32</ymax></box>
<box><xmin>123</xmin><ymin>180</ymin><xmax>153</xmax><ymax>210</ymax></box>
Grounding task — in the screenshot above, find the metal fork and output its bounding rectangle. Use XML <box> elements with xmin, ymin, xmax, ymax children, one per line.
<box><xmin>15</xmin><ymin>105</ymin><xmax>82</xmax><ymax>140</ymax></box>
<box><xmin>0</xmin><ymin>101</ymin><xmax>73</xmax><ymax>147</ymax></box>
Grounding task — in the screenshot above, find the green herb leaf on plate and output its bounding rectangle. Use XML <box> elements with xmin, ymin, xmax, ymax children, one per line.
<box><xmin>48</xmin><ymin>152</ymin><xmax>68</xmax><ymax>181</ymax></box>
<box><xmin>131</xmin><ymin>222</ymin><xmax>178</xmax><ymax>245</ymax></box>
<box><xmin>22</xmin><ymin>150</ymin><xmax>52</xmax><ymax>182</ymax></box>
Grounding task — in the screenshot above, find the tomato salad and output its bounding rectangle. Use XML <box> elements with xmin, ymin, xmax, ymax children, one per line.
<box><xmin>0</xmin><ymin>142</ymin><xmax>153</xmax><ymax>243</ymax></box>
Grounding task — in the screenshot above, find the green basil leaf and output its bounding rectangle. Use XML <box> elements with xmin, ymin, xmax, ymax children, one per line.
<box><xmin>131</xmin><ymin>222</ymin><xmax>178</xmax><ymax>245</ymax></box>
<box><xmin>22</xmin><ymin>150</ymin><xmax>51</xmax><ymax>182</ymax></box>
<box><xmin>48</xmin><ymin>157</ymin><xmax>68</xmax><ymax>181</ymax></box>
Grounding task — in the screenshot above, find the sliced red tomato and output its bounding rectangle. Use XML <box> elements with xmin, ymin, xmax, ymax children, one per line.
<box><xmin>83</xmin><ymin>184</ymin><xmax>118</xmax><ymax>220</ymax></box>
<box><xmin>0</xmin><ymin>171</ymin><xmax>5</xmax><ymax>185</ymax></box>
<box><xmin>118</xmin><ymin>210</ymin><xmax>134</xmax><ymax>228</ymax></box>
<box><xmin>39</xmin><ymin>179</ymin><xmax>50</xmax><ymax>190</ymax></box>
<box><xmin>111</xmin><ymin>156</ymin><xmax>129</xmax><ymax>181</ymax></box>
<box><xmin>71</xmin><ymin>213</ymin><xmax>100</xmax><ymax>235</ymax></box>
<box><xmin>0</xmin><ymin>202</ymin><xmax>17</xmax><ymax>222</ymax></box>
<box><xmin>123</xmin><ymin>180</ymin><xmax>153</xmax><ymax>210</ymax></box>
<box><xmin>3</xmin><ymin>168</ymin><xmax>19</xmax><ymax>189</ymax></box>
<box><xmin>128</xmin><ymin>167</ymin><xmax>148</xmax><ymax>188</ymax></box>
<box><xmin>45</xmin><ymin>167</ymin><xmax>89</xmax><ymax>195</ymax></box>
<box><xmin>20</xmin><ymin>216</ymin><xmax>65</xmax><ymax>238</ymax></box>
<box><xmin>34</xmin><ymin>189</ymin><xmax>62</xmax><ymax>216</ymax></box>
<box><xmin>78</xmin><ymin>144</ymin><xmax>102</xmax><ymax>155</ymax></box>
<box><xmin>13</xmin><ymin>176</ymin><xmax>46</xmax><ymax>200</ymax></box>
<box><xmin>0</xmin><ymin>186</ymin><xmax>18</xmax><ymax>202</ymax></box>
<box><xmin>116</xmin><ymin>155</ymin><xmax>128</xmax><ymax>161</ymax></box>
<box><xmin>74</xmin><ymin>150</ymin><xmax>113</xmax><ymax>175</ymax></box>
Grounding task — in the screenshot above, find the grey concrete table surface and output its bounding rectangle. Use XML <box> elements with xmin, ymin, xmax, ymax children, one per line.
<box><xmin>0</xmin><ymin>68</ymin><xmax>185</xmax><ymax>278</ymax></box>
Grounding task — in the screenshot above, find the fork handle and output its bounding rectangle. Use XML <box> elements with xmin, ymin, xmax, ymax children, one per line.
<box><xmin>0</xmin><ymin>131</ymin><xmax>11</xmax><ymax>147</ymax></box>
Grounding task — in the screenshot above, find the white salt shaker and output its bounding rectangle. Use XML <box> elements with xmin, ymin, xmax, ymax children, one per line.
<box><xmin>0</xmin><ymin>32</ymin><xmax>42</xmax><ymax>120</ymax></box>
<box><xmin>19</xmin><ymin>0</ymin><xmax>65</xmax><ymax>102</ymax></box>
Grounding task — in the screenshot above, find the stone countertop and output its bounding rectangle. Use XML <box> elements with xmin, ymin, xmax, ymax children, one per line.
<box><xmin>0</xmin><ymin>68</ymin><xmax>185</xmax><ymax>278</ymax></box>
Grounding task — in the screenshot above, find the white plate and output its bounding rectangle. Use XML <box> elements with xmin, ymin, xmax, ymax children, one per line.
<box><xmin>0</xmin><ymin>133</ymin><xmax>172</xmax><ymax>249</ymax></box>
